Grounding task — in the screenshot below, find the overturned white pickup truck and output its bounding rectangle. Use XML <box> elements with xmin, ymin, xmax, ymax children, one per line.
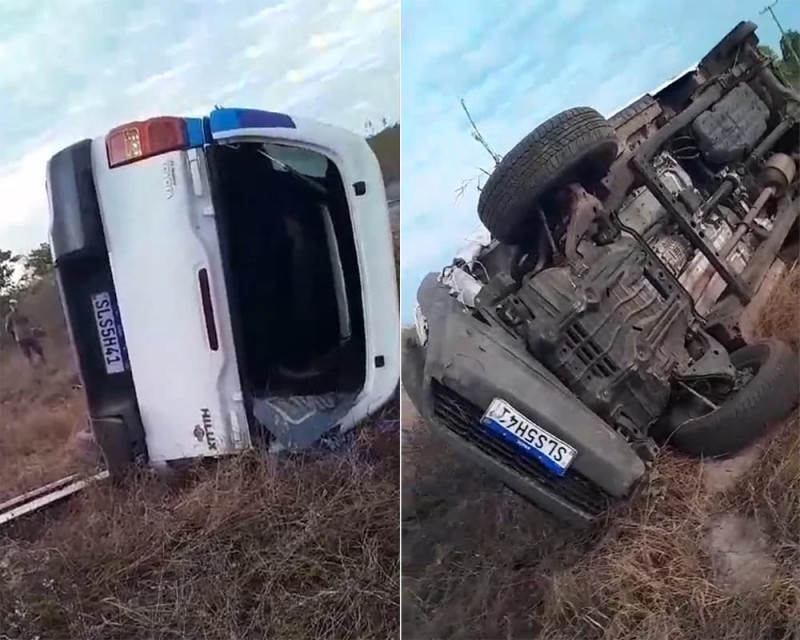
<box><xmin>405</xmin><ymin>21</ymin><xmax>800</xmax><ymax>525</ymax></box>
<box><xmin>47</xmin><ymin>108</ymin><xmax>399</xmax><ymax>476</ymax></box>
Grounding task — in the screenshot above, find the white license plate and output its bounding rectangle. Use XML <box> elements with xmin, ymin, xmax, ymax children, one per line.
<box><xmin>481</xmin><ymin>398</ymin><xmax>577</xmax><ymax>476</ymax></box>
<box><xmin>91</xmin><ymin>292</ymin><xmax>126</xmax><ymax>375</ymax></box>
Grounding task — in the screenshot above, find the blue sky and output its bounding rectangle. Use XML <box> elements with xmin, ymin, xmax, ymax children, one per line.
<box><xmin>400</xmin><ymin>0</ymin><xmax>799</xmax><ymax>323</ymax></box>
<box><xmin>0</xmin><ymin>0</ymin><xmax>399</xmax><ymax>255</ymax></box>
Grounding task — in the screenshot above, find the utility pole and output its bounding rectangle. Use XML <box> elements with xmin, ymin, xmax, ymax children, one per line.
<box><xmin>760</xmin><ymin>0</ymin><xmax>800</xmax><ymax>69</ymax></box>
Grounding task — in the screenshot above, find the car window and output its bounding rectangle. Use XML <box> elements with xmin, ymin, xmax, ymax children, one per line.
<box><xmin>262</xmin><ymin>143</ymin><xmax>329</xmax><ymax>178</ymax></box>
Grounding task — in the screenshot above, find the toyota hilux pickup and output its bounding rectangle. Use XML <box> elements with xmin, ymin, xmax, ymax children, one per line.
<box><xmin>403</xmin><ymin>21</ymin><xmax>800</xmax><ymax>524</ymax></box>
<box><xmin>47</xmin><ymin>108</ymin><xmax>399</xmax><ymax>476</ymax></box>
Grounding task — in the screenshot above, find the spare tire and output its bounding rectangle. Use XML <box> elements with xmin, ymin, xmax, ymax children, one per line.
<box><xmin>477</xmin><ymin>107</ymin><xmax>618</xmax><ymax>244</ymax></box>
<box><xmin>664</xmin><ymin>340</ymin><xmax>799</xmax><ymax>458</ymax></box>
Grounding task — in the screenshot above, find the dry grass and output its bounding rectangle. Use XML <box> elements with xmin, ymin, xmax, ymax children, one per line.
<box><xmin>402</xmin><ymin>266</ymin><xmax>800</xmax><ymax>640</ymax></box>
<box><xmin>727</xmin><ymin>266</ymin><xmax>800</xmax><ymax>569</ymax></box>
<box><xmin>0</xmin><ymin>278</ymin><xmax>87</xmax><ymax>500</ymax></box>
<box><xmin>0</xmin><ymin>396</ymin><xmax>87</xmax><ymax>500</ymax></box>
<box><xmin>0</xmin><ymin>274</ymin><xmax>401</xmax><ymax>638</ymax></box>
<box><xmin>754</xmin><ymin>264</ymin><xmax>800</xmax><ymax>348</ymax></box>
<box><xmin>535</xmin><ymin>445</ymin><xmax>800</xmax><ymax>640</ymax></box>
<box><xmin>0</xmin><ymin>286</ymin><xmax>402</xmax><ymax>637</ymax></box>
<box><xmin>1</xmin><ymin>420</ymin><xmax>400</xmax><ymax>639</ymax></box>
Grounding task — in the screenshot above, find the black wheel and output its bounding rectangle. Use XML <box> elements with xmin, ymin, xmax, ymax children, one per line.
<box><xmin>477</xmin><ymin>107</ymin><xmax>618</xmax><ymax>245</ymax></box>
<box><xmin>661</xmin><ymin>340</ymin><xmax>799</xmax><ymax>458</ymax></box>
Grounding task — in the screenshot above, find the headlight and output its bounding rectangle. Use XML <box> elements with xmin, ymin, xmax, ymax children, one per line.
<box><xmin>413</xmin><ymin>302</ymin><xmax>428</xmax><ymax>347</ymax></box>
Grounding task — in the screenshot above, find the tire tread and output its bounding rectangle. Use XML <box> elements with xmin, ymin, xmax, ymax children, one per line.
<box><xmin>478</xmin><ymin>107</ymin><xmax>618</xmax><ymax>243</ymax></box>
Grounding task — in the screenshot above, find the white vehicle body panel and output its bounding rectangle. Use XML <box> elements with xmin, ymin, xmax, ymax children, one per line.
<box><xmin>89</xmin><ymin>116</ymin><xmax>398</xmax><ymax>463</ymax></box>
<box><xmin>90</xmin><ymin>143</ymin><xmax>248</xmax><ymax>462</ymax></box>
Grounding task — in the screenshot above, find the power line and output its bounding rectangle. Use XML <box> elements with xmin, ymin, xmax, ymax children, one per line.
<box><xmin>760</xmin><ymin>0</ymin><xmax>800</xmax><ymax>68</ymax></box>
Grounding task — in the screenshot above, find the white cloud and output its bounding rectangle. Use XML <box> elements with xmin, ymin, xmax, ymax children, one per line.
<box><xmin>0</xmin><ymin>141</ymin><xmax>66</xmax><ymax>244</ymax></box>
<box><xmin>237</xmin><ymin>2</ymin><xmax>295</xmax><ymax>29</ymax></box>
<box><xmin>558</xmin><ymin>0</ymin><xmax>587</xmax><ymax>19</ymax></box>
<box><xmin>0</xmin><ymin>0</ymin><xmax>399</xmax><ymax>254</ymax></box>
<box><xmin>126</xmin><ymin>63</ymin><xmax>195</xmax><ymax>97</ymax></box>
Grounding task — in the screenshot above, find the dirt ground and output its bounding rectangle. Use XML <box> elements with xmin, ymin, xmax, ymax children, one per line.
<box><xmin>402</xmin><ymin>266</ymin><xmax>800</xmax><ymax>640</ymax></box>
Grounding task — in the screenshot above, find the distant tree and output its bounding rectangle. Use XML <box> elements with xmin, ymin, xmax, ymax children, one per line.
<box><xmin>24</xmin><ymin>242</ymin><xmax>54</xmax><ymax>281</ymax></box>
<box><xmin>0</xmin><ymin>249</ymin><xmax>20</xmax><ymax>297</ymax></box>
<box><xmin>759</xmin><ymin>44</ymin><xmax>780</xmax><ymax>60</ymax></box>
<box><xmin>0</xmin><ymin>250</ymin><xmax>25</xmax><ymax>320</ymax></box>
<box><xmin>761</xmin><ymin>31</ymin><xmax>800</xmax><ymax>88</ymax></box>
<box><xmin>778</xmin><ymin>29</ymin><xmax>800</xmax><ymax>85</ymax></box>
<box><xmin>0</xmin><ymin>242</ymin><xmax>55</xmax><ymax>313</ymax></box>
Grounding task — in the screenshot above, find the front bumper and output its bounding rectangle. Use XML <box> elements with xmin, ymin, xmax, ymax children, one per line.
<box><xmin>403</xmin><ymin>281</ymin><xmax>646</xmax><ymax>524</ymax></box>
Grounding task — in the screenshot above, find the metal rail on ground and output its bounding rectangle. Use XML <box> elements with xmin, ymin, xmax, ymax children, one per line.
<box><xmin>0</xmin><ymin>471</ymin><xmax>110</xmax><ymax>527</ymax></box>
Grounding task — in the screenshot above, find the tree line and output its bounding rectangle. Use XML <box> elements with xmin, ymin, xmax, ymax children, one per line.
<box><xmin>0</xmin><ymin>242</ymin><xmax>54</xmax><ymax>307</ymax></box>
<box><xmin>759</xmin><ymin>29</ymin><xmax>800</xmax><ymax>88</ymax></box>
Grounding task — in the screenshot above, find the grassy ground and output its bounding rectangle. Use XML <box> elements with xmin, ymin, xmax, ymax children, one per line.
<box><xmin>0</xmin><ymin>126</ymin><xmax>401</xmax><ymax>639</ymax></box>
<box><xmin>1</xmin><ymin>421</ymin><xmax>399</xmax><ymax>639</ymax></box>
<box><xmin>0</xmin><ymin>276</ymin><xmax>87</xmax><ymax>501</ymax></box>
<box><xmin>402</xmin><ymin>267</ymin><xmax>800</xmax><ymax>640</ymax></box>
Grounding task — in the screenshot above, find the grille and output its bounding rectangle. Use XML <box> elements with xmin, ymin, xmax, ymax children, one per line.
<box><xmin>432</xmin><ymin>380</ymin><xmax>610</xmax><ymax>516</ymax></box>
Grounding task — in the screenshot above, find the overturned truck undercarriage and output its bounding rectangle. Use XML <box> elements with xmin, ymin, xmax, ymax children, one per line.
<box><xmin>405</xmin><ymin>20</ymin><xmax>800</xmax><ymax>524</ymax></box>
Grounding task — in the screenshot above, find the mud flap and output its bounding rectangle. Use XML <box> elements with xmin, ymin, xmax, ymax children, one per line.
<box><xmin>90</xmin><ymin>410</ymin><xmax>146</xmax><ymax>479</ymax></box>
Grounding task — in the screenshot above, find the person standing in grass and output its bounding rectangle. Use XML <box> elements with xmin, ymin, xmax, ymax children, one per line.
<box><xmin>4</xmin><ymin>299</ymin><xmax>46</xmax><ymax>365</ymax></box>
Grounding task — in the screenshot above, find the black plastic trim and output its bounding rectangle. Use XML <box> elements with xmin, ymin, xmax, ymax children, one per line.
<box><xmin>198</xmin><ymin>268</ymin><xmax>219</xmax><ymax>351</ymax></box>
<box><xmin>47</xmin><ymin>139</ymin><xmax>147</xmax><ymax>472</ymax></box>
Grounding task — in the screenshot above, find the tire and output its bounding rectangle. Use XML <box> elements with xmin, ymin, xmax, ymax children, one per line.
<box><xmin>477</xmin><ymin>107</ymin><xmax>618</xmax><ymax>245</ymax></box>
<box><xmin>667</xmin><ymin>340</ymin><xmax>799</xmax><ymax>458</ymax></box>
